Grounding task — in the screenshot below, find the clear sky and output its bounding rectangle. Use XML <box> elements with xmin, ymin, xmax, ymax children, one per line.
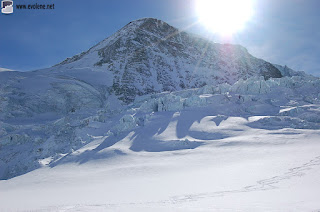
<box><xmin>1</xmin><ymin>0</ymin><xmax>320</xmax><ymax>76</ymax></box>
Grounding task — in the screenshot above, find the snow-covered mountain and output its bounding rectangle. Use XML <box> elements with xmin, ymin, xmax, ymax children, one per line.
<box><xmin>54</xmin><ymin>18</ymin><xmax>282</xmax><ymax>102</ymax></box>
<box><xmin>1</xmin><ymin>18</ymin><xmax>320</xmax><ymax>211</ymax></box>
<box><xmin>0</xmin><ymin>18</ymin><xmax>286</xmax><ymax>121</ymax></box>
<box><xmin>0</xmin><ymin>67</ymin><xmax>14</xmax><ymax>72</ymax></box>
<box><xmin>0</xmin><ymin>18</ymin><xmax>319</xmax><ymax>186</ymax></box>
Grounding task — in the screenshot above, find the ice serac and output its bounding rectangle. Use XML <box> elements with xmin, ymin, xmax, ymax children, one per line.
<box><xmin>0</xmin><ymin>18</ymin><xmax>294</xmax><ymax>180</ymax></box>
<box><xmin>55</xmin><ymin>18</ymin><xmax>282</xmax><ymax>103</ymax></box>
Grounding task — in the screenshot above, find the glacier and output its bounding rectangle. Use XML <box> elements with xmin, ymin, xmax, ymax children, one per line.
<box><xmin>1</xmin><ymin>73</ymin><xmax>320</xmax><ymax>180</ymax></box>
<box><xmin>1</xmin><ymin>18</ymin><xmax>320</xmax><ymax>211</ymax></box>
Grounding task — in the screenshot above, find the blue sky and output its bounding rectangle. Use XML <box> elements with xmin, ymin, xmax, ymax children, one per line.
<box><xmin>1</xmin><ymin>0</ymin><xmax>320</xmax><ymax>76</ymax></box>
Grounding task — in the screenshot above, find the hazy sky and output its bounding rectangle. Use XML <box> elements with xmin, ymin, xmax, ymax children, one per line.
<box><xmin>1</xmin><ymin>0</ymin><xmax>319</xmax><ymax>76</ymax></box>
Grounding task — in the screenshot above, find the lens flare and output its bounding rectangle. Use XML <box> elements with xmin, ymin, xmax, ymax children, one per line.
<box><xmin>195</xmin><ymin>0</ymin><xmax>253</xmax><ymax>35</ymax></box>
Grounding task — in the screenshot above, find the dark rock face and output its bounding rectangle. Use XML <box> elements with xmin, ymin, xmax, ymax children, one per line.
<box><xmin>259</xmin><ymin>62</ymin><xmax>283</xmax><ymax>80</ymax></box>
<box><xmin>56</xmin><ymin>18</ymin><xmax>282</xmax><ymax>103</ymax></box>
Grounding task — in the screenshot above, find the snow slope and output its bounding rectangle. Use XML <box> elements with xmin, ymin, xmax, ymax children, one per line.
<box><xmin>1</xmin><ymin>107</ymin><xmax>320</xmax><ymax>211</ymax></box>
<box><xmin>0</xmin><ymin>68</ymin><xmax>14</xmax><ymax>72</ymax></box>
<box><xmin>1</xmin><ymin>73</ymin><xmax>320</xmax><ymax>180</ymax></box>
<box><xmin>1</xmin><ymin>72</ymin><xmax>320</xmax><ymax>211</ymax></box>
<box><xmin>54</xmin><ymin>18</ymin><xmax>282</xmax><ymax>102</ymax></box>
<box><xmin>1</xmin><ymin>17</ymin><xmax>320</xmax><ymax>211</ymax></box>
<box><xmin>0</xmin><ymin>18</ymin><xmax>291</xmax><ymax>180</ymax></box>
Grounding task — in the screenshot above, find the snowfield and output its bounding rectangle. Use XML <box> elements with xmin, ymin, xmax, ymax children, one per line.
<box><xmin>1</xmin><ymin>109</ymin><xmax>320</xmax><ymax>211</ymax></box>
<box><xmin>1</xmin><ymin>75</ymin><xmax>320</xmax><ymax>211</ymax></box>
<box><xmin>1</xmin><ymin>18</ymin><xmax>320</xmax><ymax>211</ymax></box>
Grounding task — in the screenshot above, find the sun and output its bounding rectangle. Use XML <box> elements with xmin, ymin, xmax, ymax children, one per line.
<box><xmin>195</xmin><ymin>0</ymin><xmax>253</xmax><ymax>35</ymax></box>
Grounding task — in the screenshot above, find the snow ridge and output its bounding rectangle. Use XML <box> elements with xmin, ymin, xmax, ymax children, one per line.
<box><xmin>53</xmin><ymin>18</ymin><xmax>282</xmax><ymax>103</ymax></box>
<box><xmin>1</xmin><ymin>73</ymin><xmax>320</xmax><ymax>179</ymax></box>
<box><xmin>0</xmin><ymin>18</ymin><xmax>318</xmax><ymax>180</ymax></box>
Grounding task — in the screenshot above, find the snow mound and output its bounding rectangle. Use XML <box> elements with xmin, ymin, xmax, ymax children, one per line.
<box><xmin>1</xmin><ymin>73</ymin><xmax>320</xmax><ymax>179</ymax></box>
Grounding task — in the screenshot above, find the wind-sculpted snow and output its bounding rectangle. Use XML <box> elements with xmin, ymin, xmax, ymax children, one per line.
<box><xmin>0</xmin><ymin>18</ymin><xmax>319</xmax><ymax>180</ymax></box>
<box><xmin>1</xmin><ymin>18</ymin><xmax>320</xmax><ymax>211</ymax></box>
<box><xmin>1</xmin><ymin>73</ymin><xmax>320</xmax><ymax>179</ymax></box>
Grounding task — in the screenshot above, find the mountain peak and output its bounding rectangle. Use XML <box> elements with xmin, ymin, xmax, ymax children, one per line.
<box><xmin>127</xmin><ymin>17</ymin><xmax>163</xmax><ymax>25</ymax></box>
<box><xmin>124</xmin><ymin>17</ymin><xmax>179</xmax><ymax>36</ymax></box>
<box><xmin>127</xmin><ymin>18</ymin><xmax>172</xmax><ymax>28</ymax></box>
<box><xmin>54</xmin><ymin>17</ymin><xmax>282</xmax><ymax>103</ymax></box>
<box><xmin>56</xmin><ymin>18</ymin><xmax>179</xmax><ymax>67</ymax></box>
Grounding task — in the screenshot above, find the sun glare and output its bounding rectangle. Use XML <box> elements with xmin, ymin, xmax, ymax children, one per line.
<box><xmin>195</xmin><ymin>0</ymin><xmax>253</xmax><ymax>35</ymax></box>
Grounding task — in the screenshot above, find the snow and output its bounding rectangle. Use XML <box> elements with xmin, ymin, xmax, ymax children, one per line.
<box><xmin>0</xmin><ymin>67</ymin><xmax>14</xmax><ymax>72</ymax></box>
<box><xmin>1</xmin><ymin>18</ymin><xmax>320</xmax><ymax>212</ymax></box>
<box><xmin>1</xmin><ymin>108</ymin><xmax>320</xmax><ymax>211</ymax></box>
<box><xmin>157</xmin><ymin>94</ymin><xmax>184</xmax><ymax>112</ymax></box>
<box><xmin>1</xmin><ymin>73</ymin><xmax>320</xmax><ymax>180</ymax></box>
<box><xmin>1</xmin><ymin>78</ymin><xmax>320</xmax><ymax>210</ymax></box>
<box><xmin>50</xmin><ymin>18</ymin><xmax>284</xmax><ymax>103</ymax></box>
<box><xmin>1</xmin><ymin>73</ymin><xmax>320</xmax><ymax>211</ymax></box>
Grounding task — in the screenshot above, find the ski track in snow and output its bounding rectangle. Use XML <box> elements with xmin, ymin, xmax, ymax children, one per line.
<box><xmin>33</xmin><ymin>155</ymin><xmax>320</xmax><ymax>211</ymax></box>
<box><xmin>1</xmin><ymin>18</ymin><xmax>320</xmax><ymax>212</ymax></box>
<box><xmin>166</xmin><ymin>155</ymin><xmax>320</xmax><ymax>204</ymax></box>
